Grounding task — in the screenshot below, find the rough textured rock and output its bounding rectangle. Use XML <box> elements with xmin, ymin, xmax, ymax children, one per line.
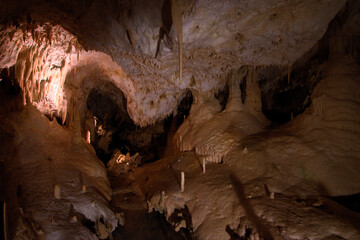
<box><xmin>131</xmin><ymin>4</ymin><xmax>360</xmax><ymax>239</ymax></box>
<box><xmin>0</xmin><ymin>0</ymin><xmax>359</xmax><ymax>240</ymax></box>
<box><xmin>134</xmin><ymin>49</ymin><xmax>360</xmax><ymax>240</ymax></box>
<box><xmin>0</xmin><ymin>0</ymin><xmax>346</xmax><ymax>126</ymax></box>
<box><xmin>1</xmin><ymin>106</ymin><xmax>117</xmax><ymax>239</ymax></box>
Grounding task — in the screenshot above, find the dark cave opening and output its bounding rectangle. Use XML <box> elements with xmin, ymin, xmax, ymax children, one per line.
<box><xmin>331</xmin><ymin>193</ymin><xmax>360</xmax><ymax>213</ymax></box>
<box><xmin>112</xmin><ymin>209</ymin><xmax>192</xmax><ymax>240</ymax></box>
<box><xmin>85</xmin><ymin>86</ymin><xmax>178</xmax><ymax>166</ymax></box>
<box><xmin>0</xmin><ymin>67</ymin><xmax>23</xmax><ymax>114</ymax></box>
<box><xmin>258</xmin><ymin>27</ymin><xmax>330</xmax><ymax>125</ymax></box>
<box><xmin>175</xmin><ymin>89</ymin><xmax>193</xmax><ymax>127</ymax></box>
<box><xmin>215</xmin><ymin>84</ymin><xmax>229</xmax><ymax>111</ymax></box>
<box><xmin>261</xmin><ymin>86</ymin><xmax>312</xmax><ymax>124</ymax></box>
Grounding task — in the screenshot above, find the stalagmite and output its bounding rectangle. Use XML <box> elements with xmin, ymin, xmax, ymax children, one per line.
<box><xmin>243</xmin><ymin>147</ymin><xmax>248</xmax><ymax>154</ymax></box>
<box><xmin>270</xmin><ymin>192</ymin><xmax>275</xmax><ymax>199</ymax></box>
<box><xmin>86</xmin><ymin>131</ymin><xmax>91</xmax><ymax>143</ymax></box>
<box><xmin>225</xmin><ymin>67</ymin><xmax>247</xmax><ymax>111</ymax></box>
<box><xmin>0</xmin><ymin>1</ymin><xmax>358</xmax><ymax>240</ymax></box>
<box><xmin>54</xmin><ymin>184</ymin><xmax>61</xmax><ymax>199</ymax></box>
<box><xmin>181</xmin><ymin>171</ymin><xmax>185</xmax><ymax>192</ymax></box>
<box><xmin>202</xmin><ymin>158</ymin><xmax>206</xmax><ymax>174</ymax></box>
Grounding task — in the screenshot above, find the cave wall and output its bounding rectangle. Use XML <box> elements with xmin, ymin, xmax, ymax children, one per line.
<box><xmin>0</xmin><ymin>1</ymin><xmax>359</xmax><ymax>239</ymax></box>
<box><xmin>142</xmin><ymin>3</ymin><xmax>360</xmax><ymax>239</ymax></box>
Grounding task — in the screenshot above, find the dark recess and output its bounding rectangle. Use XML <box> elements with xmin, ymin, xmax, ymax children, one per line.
<box><xmin>86</xmin><ymin>87</ymin><xmax>175</xmax><ymax>165</ymax></box>
<box><xmin>215</xmin><ymin>84</ymin><xmax>229</xmax><ymax>111</ymax></box>
<box><xmin>0</xmin><ymin>67</ymin><xmax>23</xmax><ymax>114</ymax></box>
<box><xmin>258</xmin><ymin>27</ymin><xmax>329</xmax><ymax>124</ymax></box>
<box><xmin>331</xmin><ymin>193</ymin><xmax>360</xmax><ymax>213</ymax></box>
<box><xmin>112</xmin><ymin>210</ymin><xmax>192</xmax><ymax>240</ymax></box>
<box><xmin>175</xmin><ymin>89</ymin><xmax>193</xmax><ymax>127</ymax></box>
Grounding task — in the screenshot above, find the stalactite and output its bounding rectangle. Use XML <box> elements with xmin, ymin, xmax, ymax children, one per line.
<box><xmin>62</xmin><ymin>107</ymin><xmax>67</xmax><ymax>125</ymax></box>
<box><xmin>54</xmin><ymin>184</ymin><xmax>61</xmax><ymax>199</ymax></box>
<box><xmin>181</xmin><ymin>171</ymin><xmax>185</xmax><ymax>192</ymax></box>
<box><xmin>202</xmin><ymin>158</ymin><xmax>206</xmax><ymax>173</ymax></box>
<box><xmin>171</xmin><ymin>0</ymin><xmax>183</xmax><ymax>84</ymax></box>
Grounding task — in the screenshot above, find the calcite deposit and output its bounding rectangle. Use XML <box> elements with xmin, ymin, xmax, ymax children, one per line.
<box><xmin>0</xmin><ymin>0</ymin><xmax>359</xmax><ymax>239</ymax></box>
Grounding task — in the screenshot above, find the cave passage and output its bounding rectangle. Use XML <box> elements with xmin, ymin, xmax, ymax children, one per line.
<box><xmin>85</xmin><ymin>86</ymin><xmax>168</xmax><ymax>165</ymax></box>
<box><xmin>112</xmin><ymin>210</ymin><xmax>191</xmax><ymax>240</ymax></box>
<box><xmin>85</xmin><ymin>85</ymin><xmax>193</xmax><ymax>167</ymax></box>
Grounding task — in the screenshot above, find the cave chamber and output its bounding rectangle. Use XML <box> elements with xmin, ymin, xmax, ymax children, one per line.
<box><xmin>0</xmin><ymin>0</ymin><xmax>360</xmax><ymax>239</ymax></box>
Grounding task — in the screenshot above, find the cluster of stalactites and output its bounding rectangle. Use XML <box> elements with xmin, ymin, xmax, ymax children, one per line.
<box><xmin>0</xmin><ymin>22</ymin><xmax>83</xmax><ymax>123</ymax></box>
<box><xmin>174</xmin><ymin>66</ymin><xmax>268</xmax><ymax>164</ymax></box>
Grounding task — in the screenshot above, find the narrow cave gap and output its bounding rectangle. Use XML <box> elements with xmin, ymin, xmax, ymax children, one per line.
<box><xmin>240</xmin><ymin>75</ymin><xmax>247</xmax><ymax>104</ymax></box>
<box><xmin>215</xmin><ymin>83</ymin><xmax>229</xmax><ymax>111</ymax></box>
<box><xmin>0</xmin><ymin>67</ymin><xmax>23</xmax><ymax>114</ymax></box>
<box><xmin>175</xmin><ymin>89</ymin><xmax>193</xmax><ymax>127</ymax></box>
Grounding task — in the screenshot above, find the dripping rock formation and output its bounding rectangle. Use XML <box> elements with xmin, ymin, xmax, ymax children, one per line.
<box><xmin>0</xmin><ymin>0</ymin><xmax>360</xmax><ymax>239</ymax></box>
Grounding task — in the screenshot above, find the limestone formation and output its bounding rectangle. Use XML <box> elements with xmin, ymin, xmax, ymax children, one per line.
<box><xmin>0</xmin><ymin>1</ymin><xmax>359</xmax><ymax>240</ymax></box>
<box><xmin>54</xmin><ymin>184</ymin><xmax>61</xmax><ymax>199</ymax></box>
<box><xmin>171</xmin><ymin>0</ymin><xmax>183</xmax><ymax>84</ymax></box>
<box><xmin>181</xmin><ymin>171</ymin><xmax>185</xmax><ymax>192</ymax></box>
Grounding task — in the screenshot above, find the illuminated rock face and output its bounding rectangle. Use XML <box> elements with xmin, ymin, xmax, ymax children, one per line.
<box><xmin>0</xmin><ymin>106</ymin><xmax>117</xmax><ymax>240</ymax></box>
<box><xmin>174</xmin><ymin>66</ymin><xmax>269</xmax><ymax>163</ymax></box>
<box><xmin>1</xmin><ymin>0</ymin><xmax>360</xmax><ymax>240</ymax></box>
<box><xmin>0</xmin><ymin>24</ymin><xmax>77</xmax><ymax>119</ymax></box>
<box><xmin>0</xmin><ymin>0</ymin><xmax>346</xmax><ymax>126</ymax></box>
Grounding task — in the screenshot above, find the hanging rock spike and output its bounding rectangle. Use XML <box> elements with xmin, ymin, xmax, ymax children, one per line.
<box><xmin>171</xmin><ymin>0</ymin><xmax>183</xmax><ymax>85</ymax></box>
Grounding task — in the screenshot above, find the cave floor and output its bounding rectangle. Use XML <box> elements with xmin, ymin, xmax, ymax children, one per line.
<box><xmin>108</xmin><ymin>171</ymin><xmax>188</xmax><ymax>240</ymax></box>
<box><xmin>107</xmin><ymin>148</ymin><xmax>360</xmax><ymax>240</ymax></box>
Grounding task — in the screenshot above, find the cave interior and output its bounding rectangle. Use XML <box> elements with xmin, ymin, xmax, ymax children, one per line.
<box><xmin>0</xmin><ymin>0</ymin><xmax>360</xmax><ymax>240</ymax></box>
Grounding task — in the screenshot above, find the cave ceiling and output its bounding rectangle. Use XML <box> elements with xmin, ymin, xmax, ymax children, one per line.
<box><xmin>0</xmin><ymin>0</ymin><xmax>346</xmax><ymax>126</ymax></box>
